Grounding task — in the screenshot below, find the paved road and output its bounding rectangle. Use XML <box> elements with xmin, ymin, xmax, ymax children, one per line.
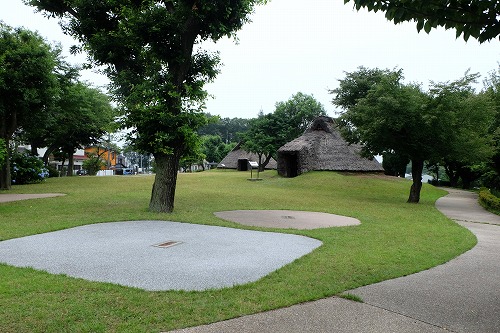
<box><xmin>169</xmin><ymin>188</ymin><xmax>500</xmax><ymax>333</ymax></box>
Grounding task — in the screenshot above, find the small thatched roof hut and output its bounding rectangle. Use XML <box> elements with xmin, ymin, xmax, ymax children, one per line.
<box><xmin>277</xmin><ymin>116</ymin><xmax>384</xmax><ymax>177</ymax></box>
<box><xmin>218</xmin><ymin>143</ymin><xmax>277</xmax><ymax>170</ymax></box>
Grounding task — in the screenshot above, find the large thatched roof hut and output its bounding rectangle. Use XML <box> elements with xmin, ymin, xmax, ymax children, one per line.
<box><xmin>218</xmin><ymin>143</ymin><xmax>277</xmax><ymax>170</ymax></box>
<box><xmin>277</xmin><ymin>116</ymin><xmax>384</xmax><ymax>177</ymax></box>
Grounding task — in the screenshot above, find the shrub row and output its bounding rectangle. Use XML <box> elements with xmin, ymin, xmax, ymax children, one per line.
<box><xmin>479</xmin><ymin>188</ymin><xmax>500</xmax><ymax>214</ymax></box>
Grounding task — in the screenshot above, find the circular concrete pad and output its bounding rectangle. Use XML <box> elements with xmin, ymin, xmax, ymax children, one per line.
<box><xmin>0</xmin><ymin>193</ymin><xmax>65</xmax><ymax>203</ymax></box>
<box><xmin>0</xmin><ymin>221</ymin><xmax>322</xmax><ymax>291</ymax></box>
<box><xmin>214</xmin><ymin>210</ymin><xmax>360</xmax><ymax>229</ymax></box>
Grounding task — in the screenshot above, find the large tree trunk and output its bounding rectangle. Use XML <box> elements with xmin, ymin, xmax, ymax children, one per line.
<box><xmin>67</xmin><ymin>152</ymin><xmax>75</xmax><ymax>177</ymax></box>
<box><xmin>444</xmin><ymin>162</ymin><xmax>460</xmax><ymax>187</ymax></box>
<box><xmin>0</xmin><ymin>152</ymin><xmax>11</xmax><ymax>190</ymax></box>
<box><xmin>259</xmin><ymin>154</ymin><xmax>273</xmax><ymax>172</ymax></box>
<box><xmin>1</xmin><ymin>119</ymin><xmax>14</xmax><ymax>190</ymax></box>
<box><xmin>149</xmin><ymin>151</ymin><xmax>181</xmax><ymax>213</ymax></box>
<box><xmin>408</xmin><ymin>159</ymin><xmax>424</xmax><ymax>203</ymax></box>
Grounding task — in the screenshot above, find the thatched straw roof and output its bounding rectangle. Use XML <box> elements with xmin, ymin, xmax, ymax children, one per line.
<box><xmin>277</xmin><ymin>116</ymin><xmax>383</xmax><ymax>176</ymax></box>
<box><xmin>218</xmin><ymin>143</ymin><xmax>277</xmax><ymax>169</ymax></box>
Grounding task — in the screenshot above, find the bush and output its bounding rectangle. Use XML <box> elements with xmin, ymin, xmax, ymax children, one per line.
<box><xmin>46</xmin><ymin>165</ymin><xmax>60</xmax><ymax>178</ymax></box>
<box><xmin>478</xmin><ymin>188</ymin><xmax>500</xmax><ymax>214</ymax></box>
<box><xmin>10</xmin><ymin>151</ymin><xmax>47</xmax><ymax>185</ymax></box>
<box><xmin>82</xmin><ymin>153</ymin><xmax>105</xmax><ymax>176</ymax></box>
<box><xmin>0</xmin><ymin>139</ymin><xmax>6</xmax><ymax>168</ymax></box>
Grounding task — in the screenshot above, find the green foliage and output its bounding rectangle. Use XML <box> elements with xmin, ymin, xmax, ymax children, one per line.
<box><xmin>334</xmin><ymin>68</ymin><xmax>433</xmax><ymax>160</ymax></box>
<box><xmin>479</xmin><ymin>188</ymin><xmax>500</xmax><ymax>214</ymax></box>
<box><xmin>429</xmin><ymin>72</ymin><xmax>496</xmax><ymax>189</ymax></box>
<box><xmin>332</xmin><ymin>67</ymin><xmax>443</xmax><ymax>202</ymax></box>
<box><xmin>10</xmin><ymin>151</ymin><xmax>47</xmax><ymax>185</ymax></box>
<box><xmin>54</xmin><ymin>81</ymin><xmax>115</xmax><ymax>150</ymax></box>
<box><xmin>242</xmin><ymin>92</ymin><xmax>327</xmax><ymax>169</ymax></box>
<box><xmin>333</xmin><ymin>66</ymin><xmax>498</xmax><ymax>197</ymax></box>
<box><xmin>45</xmin><ymin>165</ymin><xmax>59</xmax><ymax>178</ymax></box>
<box><xmin>483</xmin><ymin>66</ymin><xmax>500</xmax><ymax>190</ymax></box>
<box><xmin>0</xmin><ymin>22</ymin><xmax>59</xmax><ymax>189</ymax></box>
<box><xmin>179</xmin><ymin>136</ymin><xmax>206</xmax><ymax>171</ymax></box>
<box><xmin>330</xmin><ymin>67</ymin><xmax>399</xmax><ymax>110</ymax></box>
<box><xmin>28</xmin><ymin>0</ymin><xmax>268</xmax><ymax>212</ymax></box>
<box><xmin>0</xmin><ymin>139</ymin><xmax>6</xmax><ymax>167</ymax></box>
<box><xmin>201</xmin><ymin>135</ymin><xmax>233</xmax><ymax>163</ymax></box>
<box><xmin>344</xmin><ymin>0</ymin><xmax>500</xmax><ymax>42</ymax></box>
<box><xmin>198</xmin><ymin>114</ymin><xmax>250</xmax><ymax>144</ymax></box>
<box><xmin>382</xmin><ymin>151</ymin><xmax>409</xmax><ymax>177</ymax></box>
<box><xmin>273</xmin><ymin>92</ymin><xmax>327</xmax><ymax>136</ymax></box>
<box><xmin>241</xmin><ymin>113</ymin><xmax>278</xmax><ymax>165</ymax></box>
<box><xmin>82</xmin><ymin>153</ymin><xmax>105</xmax><ymax>176</ymax></box>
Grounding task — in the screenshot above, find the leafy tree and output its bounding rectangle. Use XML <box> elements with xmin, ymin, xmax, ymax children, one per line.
<box><xmin>82</xmin><ymin>153</ymin><xmax>105</xmax><ymax>176</ymax></box>
<box><xmin>333</xmin><ymin>67</ymin><xmax>497</xmax><ymax>201</ymax></box>
<box><xmin>241</xmin><ymin>112</ymin><xmax>279</xmax><ymax>171</ymax></box>
<box><xmin>382</xmin><ymin>151</ymin><xmax>409</xmax><ymax>177</ymax></box>
<box><xmin>179</xmin><ymin>137</ymin><xmax>205</xmax><ymax>172</ymax></box>
<box><xmin>344</xmin><ymin>0</ymin><xmax>500</xmax><ymax>42</ymax></box>
<box><xmin>0</xmin><ymin>23</ymin><xmax>59</xmax><ymax>189</ymax></box>
<box><xmin>28</xmin><ymin>0</ymin><xmax>267</xmax><ymax>213</ymax></box>
<box><xmin>42</xmin><ymin>81</ymin><xmax>116</xmax><ymax>176</ymax></box>
<box><xmin>201</xmin><ymin>135</ymin><xmax>233</xmax><ymax>163</ymax></box>
<box><xmin>428</xmin><ymin>73</ymin><xmax>495</xmax><ymax>188</ymax></box>
<box><xmin>274</xmin><ymin>92</ymin><xmax>328</xmax><ymax>136</ymax></box>
<box><xmin>242</xmin><ymin>92</ymin><xmax>327</xmax><ymax>171</ymax></box>
<box><xmin>198</xmin><ymin>114</ymin><xmax>250</xmax><ymax>144</ymax></box>
<box><xmin>0</xmin><ymin>139</ymin><xmax>6</xmax><ymax>168</ymax></box>
<box><xmin>483</xmin><ymin>65</ymin><xmax>500</xmax><ymax>190</ymax></box>
<box><xmin>18</xmin><ymin>63</ymin><xmax>80</xmax><ymax>157</ymax></box>
<box><xmin>332</xmin><ymin>67</ymin><xmax>438</xmax><ymax>203</ymax></box>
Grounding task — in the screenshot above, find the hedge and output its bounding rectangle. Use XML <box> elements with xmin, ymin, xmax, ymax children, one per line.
<box><xmin>479</xmin><ymin>188</ymin><xmax>500</xmax><ymax>214</ymax></box>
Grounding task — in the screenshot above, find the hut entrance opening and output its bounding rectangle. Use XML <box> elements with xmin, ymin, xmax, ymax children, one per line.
<box><xmin>237</xmin><ymin>158</ymin><xmax>249</xmax><ymax>171</ymax></box>
<box><xmin>281</xmin><ymin>153</ymin><xmax>298</xmax><ymax>178</ymax></box>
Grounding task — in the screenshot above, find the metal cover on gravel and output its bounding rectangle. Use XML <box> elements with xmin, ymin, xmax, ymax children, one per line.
<box><xmin>214</xmin><ymin>210</ymin><xmax>360</xmax><ymax>229</ymax></box>
<box><xmin>0</xmin><ymin>221</ymin><xmax>322</xmax><ymax>291</ymax></box>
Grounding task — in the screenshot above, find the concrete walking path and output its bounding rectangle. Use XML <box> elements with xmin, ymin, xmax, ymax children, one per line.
<box><xmin>169</xmin><ymin>188</ymin><xmax>500</xmax><ymax>333</ymax></box>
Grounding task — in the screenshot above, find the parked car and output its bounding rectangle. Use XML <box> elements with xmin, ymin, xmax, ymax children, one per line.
<box><xmin>123</xmin><ymin>168</ymin><xmax>134</xmax><ymax>175</ymax></box>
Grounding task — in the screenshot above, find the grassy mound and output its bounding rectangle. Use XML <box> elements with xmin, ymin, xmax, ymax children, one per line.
<box><xmin>0</xmin><ymin>170</ymin><xmax>476</xmax><ymax>333</ymax></box>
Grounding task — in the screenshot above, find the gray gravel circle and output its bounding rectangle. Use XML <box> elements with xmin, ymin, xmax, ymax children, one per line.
<box><xmin>0</xmin><ymin>220</ymin><xmax>322</xmax><ymax>291</ymax></box>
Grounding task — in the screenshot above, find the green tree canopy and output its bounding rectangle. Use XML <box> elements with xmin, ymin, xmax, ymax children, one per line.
<box><xmin>49</xmin><ymin>81</ymin><xmax>116</xmax><ymax>176</ymax></box>
<box><xmin>0</xmin><ymin>139</ymin><xmax>6</xmax><ymax>168</ymax></box>
<box><xmin>198</xmin><ymin>114</ymin><xmax>249</xmax><ymax>144</ymax></box>
<box><xmin>428</xmin><ymin>73</ymin><xmax>495</xmax><ymax>188</ymax></box>
<box><xmin>482</xmin><ymin>66</ymin><xmax>500</xmax><ymax>190</ymax></box>
<box><xmin>242</xmin><ymin>92</ymin><xmax>327</xmax><ymax>171</ymax></box>
<box><xmin>0</xmin><ymin>23</ymin><xmax>59</xmax><ymax>189</ymax></box>
<box><xmin>333</xmin><ymin>67</ymin><xmax>498</xmax><ymax>201</ymax></box>
<box><xmin>344</xmin><ymin>0</ymin><xmax>500</xmax><ymax>42</ymax></box>
<box><xmin>332</xmin><ymin>67</ymin><xmax>440</xmax><ymax>203</ymax></box>
<box><xmin>28</xmin><ymin>0</ymin><xmax>267</xmax><ymax>212</ymax></box>
<box><xmin>201</xmin><ymin>135</ymin><xmax>234</xmax><ymax>164</ymax></box>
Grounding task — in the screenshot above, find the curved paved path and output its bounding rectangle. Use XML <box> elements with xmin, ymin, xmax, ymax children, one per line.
<box><xmin>169</xmin><ymin>188</ymin><xmax>500</xmax><ymax>333</ymax></box>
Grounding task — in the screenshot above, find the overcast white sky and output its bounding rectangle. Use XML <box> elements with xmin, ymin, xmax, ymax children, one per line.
<box><xmin>2</xmin><ymin>0</ymin><xmax>499</xmax><ymax>119</ymax></box>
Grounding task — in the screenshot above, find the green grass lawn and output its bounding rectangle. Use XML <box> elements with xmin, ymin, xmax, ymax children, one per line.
<box><xmin>0</xmin><ymin>170</ymin><xmax>476</xmax><ymax>333</ymax></box>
